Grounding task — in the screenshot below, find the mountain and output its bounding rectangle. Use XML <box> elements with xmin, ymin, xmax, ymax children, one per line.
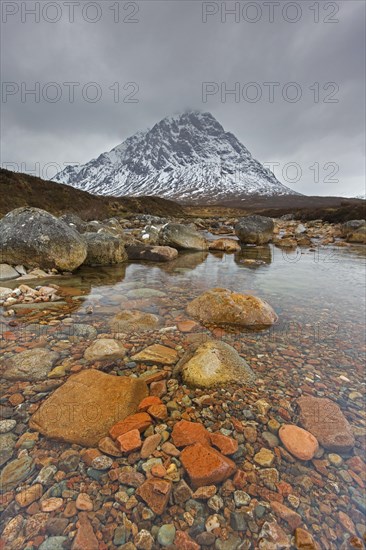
<box><xmin>54</xmin><ymin>111</ymin><xmax>300</xmax><ymax>204</ymax></box>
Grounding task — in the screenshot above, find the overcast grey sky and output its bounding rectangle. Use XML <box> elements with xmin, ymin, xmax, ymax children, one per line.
<box><xmin>1</xmin><ymin>0</ymin><xmax>365</xmax><ymax>196</ymax></box>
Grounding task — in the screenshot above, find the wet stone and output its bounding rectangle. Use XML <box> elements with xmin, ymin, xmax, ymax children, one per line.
<box><xmin>0</xmin><ymin>419</ymin><xmax>17</xmax><ymax>433</ymax></box>
<box><xmin>0</xmin><ymin>454</ymin><xmax>34</xmax><ymax>493</ymax></box>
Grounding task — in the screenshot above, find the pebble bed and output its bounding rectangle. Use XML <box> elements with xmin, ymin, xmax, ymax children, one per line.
<box><xmin>0</xmin><ymin>233</ymin><xmax>365</xmax><ymax>550</ymax></box>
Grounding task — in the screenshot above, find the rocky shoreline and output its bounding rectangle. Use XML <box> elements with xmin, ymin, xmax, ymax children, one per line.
<box><xmin>0</xmin><ymin>208</ymin><xmax>365</xmax><ymax>550</ymax></box>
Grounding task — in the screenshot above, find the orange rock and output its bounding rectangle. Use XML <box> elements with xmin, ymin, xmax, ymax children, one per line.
<box><xmin>279</xmin><ymin>425</ymin><xmax>319</xmax><ymax>461</ymax></box>
<box><xmin>72</xmin><ymin>511</ymin><xmax>99</xmax><ymax>550</ymax></box>
<box><xmin>209</xmin><ymin>433</ymin><xmax>238</xmax><ymax>455</ymax></box>
<box><xmin>40</xmin><ymin>497</ymin><xmax>64</xmax><ymax>512</ymax></box>
<box><xmin>131</xmin><ymin>344</ymin><xmax>178</xmax><ymax>365</ymax></box>
<box><xmin>177</xmin><ymin>320</ymin><xmax>199</xmax><ymax>333</ymax></box>
<box><xmin>186</xmin><ymin>288</ymin><xmax>278</xmax><ymax>328</ymax></box>
<box><xmin>117</xmin><ymin>429</ymin><xmax>142</xmax><ymax>454</ymax></box>
<box><xmin>180</xmin><ymin>443</ymin><xmax>237</xmax><ymax>489</ymax></box>
<box><xmin>136</xmin><ymin>478</ymin><xmax>172</xmax><ymax>515</ymax></box>
<box><xmin>347</xmin><ymin>456</ymin><xmax>365</xmax><ymax>474</ymax></box>
<box><xmin>138</xmin><ymin>396</ymin><xmax>162</xmax><ymax>412</ymax></box>
<box><xmin>148</xmin><ymin>404</ymin><xmax>168</xmax><ymax>420</ymax></box>
<box><xmin>174</xmin><ymin>530</ymin><xmax>200</xmax><ymax>550</ymax></box>
<box><xmin>8</xmin><ymin>393</ymin><xmax>24</xmax><ymax>406</ymax></box>
<box><xmin>295</xmin><ymin>527</ymin><xmax>317</xmax><ymax>549</ymax></box>
<box><xmin>142</xmin><ymin>371</ymin><xmax>167</xmax><ymax>384</ymax></box>
<box><xmin>270</xmin><ymin>501</ymin><xmax>302</xmax><ymax>531</ymax></box>
<box><xmin>208</xmin><ymin>238</ymin><xmax>241</xmax><ymax>252</ymax></box>
<box><xmin>233</xmin><ymin>470</ymin><xmax>247</xmax><ymax>489</ymax></box>
<box><xmin>15</xmin><ymin>484</ymin><xmax>43</xmax><ymax>507</ymax></box>
<box><xmin>75</xmin><ymin>493</ymin><xmax>93</xmax><ymax>511</ymax></box>
<box><xmin>151</xmin><ymin>464</ymin><xmax>167</xmax><ymax>478</ymax></box>
<box><xmin>171</xmin><ymin>420</ymin><xmax>210</xmax><ymax>448</ymax></box>
<box><xmin>149</xmin><ymin>380</ymin><xmax>167</xmax><ymax>397</ymax></box>
<box><xmin>109</xmin><ymin>412</ymin><xmax>152</xmax><ymax>440</ymax></box>
<box><xmin>338</xmin><ymin>511</ymin><xmax>356</xmax><ymax>535</ymax></box>
<box><xmin>29</xmin><ymin>370</ymin><xmax>148</xmax><ymax>447</ymax></box>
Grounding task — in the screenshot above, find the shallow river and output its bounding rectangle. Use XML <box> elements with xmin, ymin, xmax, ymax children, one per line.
<box><xmin>1</xmin><ymin>242</ymin><xmax>365</xmax><ymax>548</ymax></box>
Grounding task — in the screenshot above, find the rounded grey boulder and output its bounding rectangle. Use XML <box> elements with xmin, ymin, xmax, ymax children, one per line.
<box><xmin>235</xmin><ymin>215</ymin><xmax>274</xmax><ymax>245</ymax></box>
<box><xmin>176</xmin><ymin>340</ymin><xmax>255</xmax><ymax>388</ymax></box>
<box><xmin>159</xmin><ymin>223</ymin><xmax>208</xmax><ymax>250</ymax></box>
<box><xmin>0</xmin><ymin>207</ymin><xmax>87</xmax><ymax>271</ymax></box>
<box><xmin>83</xmin><ymin>232</ymin><xmax>127</xmax><ymax>265</ymax></box>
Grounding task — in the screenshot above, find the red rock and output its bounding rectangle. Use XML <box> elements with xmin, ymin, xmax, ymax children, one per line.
<box><xmin>295</xmin><ymin>527</ymin><xmax>317</xmax><ymax>549</ymax></box>
<box><xmin>161</xmin><ymin>441</ymin><xmax>180</xmax><ymax>457</ymax></box>
<box><xmin>109</xmin><ymin>412</ymin><xmax>152</xmax><ymax>440</ymax></box>
<box><xmin>117</xmin><ymin>429</ymin><xmax>142</xmax><ymax>453</ymax></box>
<box><xmin>138</xmin><ymin>396</ymin><xmax>162</xmax><ymax>412</ymax></box>
<box><xmin>177</xmin><ymin>320</ymin><xmax>199</xmax><ymax>333</ymax></box>
<box><xmin>72</xmin><ymin>512</ymin><xmax>99</xmax><ymax>550</ymax></box>
<box><xmin>297</xmin><ymin>396</ymin><xmax>355</xmax><ymax>452</ymax></box>
<box><xmin>141</xmin><ymin>433</ymin><xmax>162</xmax><ymax>459</ymax></box>
<box><xmin>75</xmin><ymin>493</ymin><xmax>93</xmax><ymax>511</ymax></box>
<box><xmin>151</xmin><ymin>464</ymin><xmax>167</xmax><ymax>478</ymax></box>
<box><xmin>118</xmin><ymin>469</ymin><xmax>145</xmax><ymax>487</ymax></box>
<box><xmin>279</xmin><ymin>425</ymin><xmax>319</xmax><ymax>461</ymax></box>
<box><xmin>347</xmin><ymin>456</ymin><xmax>365</xmax><ymax>474</ymax></box>
<box><xmin>180</xmin><ymin>443</ymin><xmax>237</xmax><ymax>489</ymax></box>
<box><xmin>233</xmin><ymin>470</ymin><xmax>247</xmax><ymax>489</ymax></box>
<box><xmin>136</xmin><ymin>478</ymin><xmax>172</xmax><ymax>515</ymax></box>
<box><xmin>174</xmin><ymin>531</ymin><xmax>200</xmax><ymax>550</ymax></box>
<box><xmin>209</xmin><ymin>433</ymin><xmax>238</xmax><ymax>455</ymax></box>
<box><xmin>171</xmin><ymin>420</ymin><xmax>210</xmax><ymax>448</ymax></box>
<box><xmin>8</xmin><ymin>393</ymin><xmax>24</xmax><ymax>406</ymax></box>
<box><xmin>98</xmin><ymin>437</ymin><xmax>122</xmax><ymax>457</ymax></box>
<box><xmin>149</xmin><ymin>380</ymin><xmax>167</xmax><ymax>397</ymax></box>
<box><xmin>147</xmin><ymin>404</ymin><xmax>168</xmax><ymax>420</ymax></box>
<box><xmin>338</xmin><ymin>511</ymin><xmax>356</xmax><ymax>535</ymax></box>
<box><xmin>142</xmin><ymin>371</ymin><xmax>167</xmax><ymax>384</ymax></box>
<box><xmin>270</xmin><ymin>501</ymin><xmax>302</xmax><ymax>531</ymax></box>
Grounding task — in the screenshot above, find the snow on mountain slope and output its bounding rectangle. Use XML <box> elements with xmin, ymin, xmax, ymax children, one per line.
<box><xmin>53</xmin><ymin>111</ymin><xmax>300</xmax><ymax>203</ymax></box>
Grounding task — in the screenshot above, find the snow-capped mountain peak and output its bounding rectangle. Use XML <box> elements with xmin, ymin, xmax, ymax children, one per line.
<box><xmin>53</xmin><ymin>110</ymin><xmax>299</xmax><ymax>203</ymax></box>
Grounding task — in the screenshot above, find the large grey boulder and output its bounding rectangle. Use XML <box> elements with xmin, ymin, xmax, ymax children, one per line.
<box><xmin>59</xmin><ymin>213</ymin><xmax>88</xmax><ymax>233</ymax></box>
<box><xmin>235</xmin><ymin>215</ymin><xmax>274</xmax><ymax>245</ymax></box>
<box><xmin>341</xmin><ymin>220</ymin><xmax>366</xmax><ymax>243</ymax></box>
<box><xmin>83</xmin><ymin>232</ymin><xmax>127</xmax><ymax>266</ymax></box>
<box><xmin>0</xmin><ymin>208</ymin><xmax>87</xmax><ymax>271</ymax></box>
<box><xmin>159</xmin><ymin>223</ymin><xmax>208</xmax><ymax>250</ymax></box>
<box><xmin>0</xmin><ymin>264</ymin><xmax>19</xmax><ymax>281</ymax></box>
<box><xmin>341</xmin><ymin>219</ymin><xmax>365</xmax><ymax>236</ymax></box>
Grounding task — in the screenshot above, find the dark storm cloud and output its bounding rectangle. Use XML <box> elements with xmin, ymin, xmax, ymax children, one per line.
<box><xmin>1</xmin><ymin>0</ymin><xmax>365</xmax><ymax>196</ymax></box>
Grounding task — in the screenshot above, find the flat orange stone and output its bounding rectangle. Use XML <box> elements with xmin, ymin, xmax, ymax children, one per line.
<box><xmin>279</xmin><ymin>425</ymin><xmax>319</xmax><ymax>461</ymax></box>
<box><xmin>117</xmin><ymin>429</ymin><xmax>142</xmax><ymax>454</ymax></box>
<box><xmin>109</xmin><ymin>412</ymin><xmax>152</xmax><ymax>440</ymax></box>
<box><xmin>171</xmin><ymin>420</ymin><xmax>210</xmax><ymax>448</ymax></box>
<box><xmin>180</xmin><ymin>443</ymin><xmax>237</xmax><ymax>489</ymax></box>
<box><xmin>209</xmin><ymin>433</ymin><xmax>238</xmax><ymax>455</ymax></box>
